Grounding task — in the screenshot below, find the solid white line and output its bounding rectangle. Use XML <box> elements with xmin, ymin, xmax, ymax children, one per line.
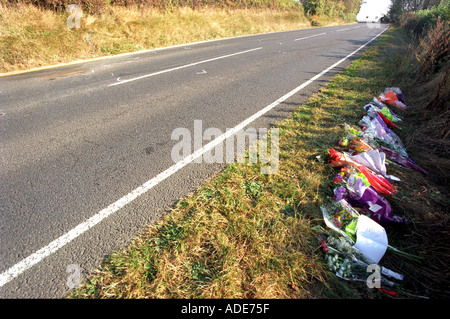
<box><xmin>294</xmin><ymin>32</ymin><xmax>326</xmax><ymax>41</ymax></box>
<box><xmin>108</xmin><ymin>47</ymin><xmax>262</xmax><ymax>86</ymax></box>
<box><xmin>0</xmin><ymin>27</ymin><xmax>388</xmax><ymax>288</ymax></box>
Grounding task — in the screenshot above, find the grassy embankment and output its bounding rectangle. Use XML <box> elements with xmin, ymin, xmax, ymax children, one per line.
<box><xmin>68</xmin><ymin>17</ymin><xmax>449</xmax><ymax>299</ymax></box>
<box><xmin>0</xmin><ymin>1</ymin><xmax>357</xmax><ymax>73</ymax></box>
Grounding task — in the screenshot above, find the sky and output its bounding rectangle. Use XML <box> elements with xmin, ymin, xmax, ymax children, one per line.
<box><xmin>357</xmin><ymin>0</ymin><xmax>392</xmax><ymax>21</ymax></box>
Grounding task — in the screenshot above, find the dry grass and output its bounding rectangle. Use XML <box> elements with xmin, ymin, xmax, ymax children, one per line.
<box><xmin>0</xmin><ymin>4</ymin><xmax>89</xmax><ymax>71</ymax></box>
<box><xmin>73</xmin><ymin>163</ymin><xmax>330</xmax><ymax>299</ymax></box>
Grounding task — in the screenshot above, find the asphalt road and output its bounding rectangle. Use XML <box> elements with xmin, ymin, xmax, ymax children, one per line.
<box><xmin>0</xmin><ymin>23</ymin><xmax>388</xmax><ymax>298</ymax></box>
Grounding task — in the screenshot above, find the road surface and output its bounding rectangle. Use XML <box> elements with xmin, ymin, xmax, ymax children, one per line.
<box><xmin>0</xmin><ymin>23</ymin><xmax>388</xmax><ymax>298</ymax></box>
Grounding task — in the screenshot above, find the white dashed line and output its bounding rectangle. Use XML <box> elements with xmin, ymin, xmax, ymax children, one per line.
<box><xmin>294</xmin><ymin>32</ymin><xmax>327</xmax><ymax>41</ymax></box>
<box><xmin>108</xmin><ymin>47</ymin><xmax>262</xmax><ymax>87</ymax></box>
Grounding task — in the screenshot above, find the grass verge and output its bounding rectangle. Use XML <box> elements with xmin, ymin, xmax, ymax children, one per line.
<box><xmin>68</xmin><ymin>26</ymin><xmax>449</xmax><ymax>299</ymax></box>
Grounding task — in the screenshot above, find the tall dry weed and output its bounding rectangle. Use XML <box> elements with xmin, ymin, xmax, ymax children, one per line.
<box><xmin>415</xmin><ymin>17</ymin><xmax>449</xmax><ymax>77</ymax></box>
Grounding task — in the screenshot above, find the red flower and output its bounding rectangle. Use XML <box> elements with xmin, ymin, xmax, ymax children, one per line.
<box><xmin>326</xmin><ymin>149</ymin><xmax>350</xmax><ymax>168</ymax></box>
<box><xmin>326</xmin><ymin>149</ymin><xmax>341</xmax><ymax>162</ymax></box>
<box><xmin>357</xmin><ymin>165</ymin><xmax>397</xmax><ymax>196</ymax></box>
<box><xmin>320</xmin><ymin>240</ymin><xmax>329</xmax><ymax>253</ymax></box>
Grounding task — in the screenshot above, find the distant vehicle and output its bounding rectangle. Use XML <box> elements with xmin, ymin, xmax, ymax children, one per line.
<box><xmin>356</xmin><ymin>0</ymin><xmax>390</xmax><ymax>23</ymax></box>
<box><xmin>357</xmin><ymin>13</ymin><xmax>381</xmax><ymax>23</ymax></box>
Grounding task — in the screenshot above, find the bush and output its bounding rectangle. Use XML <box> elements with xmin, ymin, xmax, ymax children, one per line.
<box><xmin>397</xmin><ymin>0</ymin><xmax>449</xmax><ymax>79</ymax></box>
<box><xmin>399</xmin><ymin>0</ymin><xmax>449</xmax><ymax>35</ymax></box>
<box><xmin>300</xmin><ymin>0</ymin><xmax>361</xmax><ymax>19</ymax></box>
<box><xmin>415</xmin><ymin>16</ymin><xmax>449</xmax><ymax>77</ymax></box>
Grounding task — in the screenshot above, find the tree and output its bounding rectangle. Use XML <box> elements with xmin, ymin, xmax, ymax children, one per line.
<box><xmin>388</xmin><ymin>0</ymin><xmax>444</xmax><ymax>21</ymax></box>
<box><xmin>300</xmin><ymin>0</ymin><xmax>362</xmax><ymax>17</ymax></box>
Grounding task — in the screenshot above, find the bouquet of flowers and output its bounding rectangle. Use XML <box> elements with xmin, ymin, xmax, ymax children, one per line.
<box><xmin>357</xmin><ymin>165</ymin><xmax>397</xmax><ymax>196</ymax></box>
<box><xmin>378</xmin><ymin>111</ymin><xmax>399</xmax><ymax>129</ymax></box>
<box><xmin>321</xmin><ymin>199</ymin><xmax>393</xmax><ymax>264</ymax></box>
<box><xmin>377</xmin><ymin>88</ymin><xmax>407</xmax><ymax>110</ymax></box>
<box><xmin>320</xmin><ymin>199</ymin><xmax>360</xmax><ymax>241</ymax></box>
<box><xmin>338</xmin><ymin>134</ymin><xmax>373</xmax><ymax>154</ymax></box>
<box><xmin>320</xmin><ymin>199</ymin><xmax>420</xmax><ymax>263</ymax></box>
<box><xmin>324</xmin><ymin>149</ymin><xmax>397</xmax><ymax>196</ymax></box>
<box><xmin>358</xmin><ymin>115</ymin><xmax>408</xmax><ymax>158</ymax></box>
<box><xmin>380</xmin><ymin>105</ymin><xmax>402</xmax><ymax>124</ymax></box>
<box><xmin>349</xmin><ymin>138</ymin><xmax>373</xmax><ymax>153</ymax></box>
<box><xmin>370</xmin><ymin>97</ymin><xmax>403</xmax><ymax>122</ymax></box>
<box><xmin>331</xmin><ymin>167</ymin><xmax>408</xmax><ymax>226</ymax></box>
<box><xmin>344</xmin><ymin>149</ymin><xmax>398</xmax><ymax>180</ymax></box>
<box><xmin>364</xmin><ymin>103</ymin><xmax>401</xmax><ymax>129</ymax></box>
<box><xmin>320</xmin><ymin>232</ymin><xmax>403</xmax><ymax>286</ymax></box>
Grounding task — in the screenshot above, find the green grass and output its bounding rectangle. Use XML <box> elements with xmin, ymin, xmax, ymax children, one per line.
<box><xmin>69</xmin><ymin>26</ymin><xmax>449</xmax><ymax>299</ymax></box>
